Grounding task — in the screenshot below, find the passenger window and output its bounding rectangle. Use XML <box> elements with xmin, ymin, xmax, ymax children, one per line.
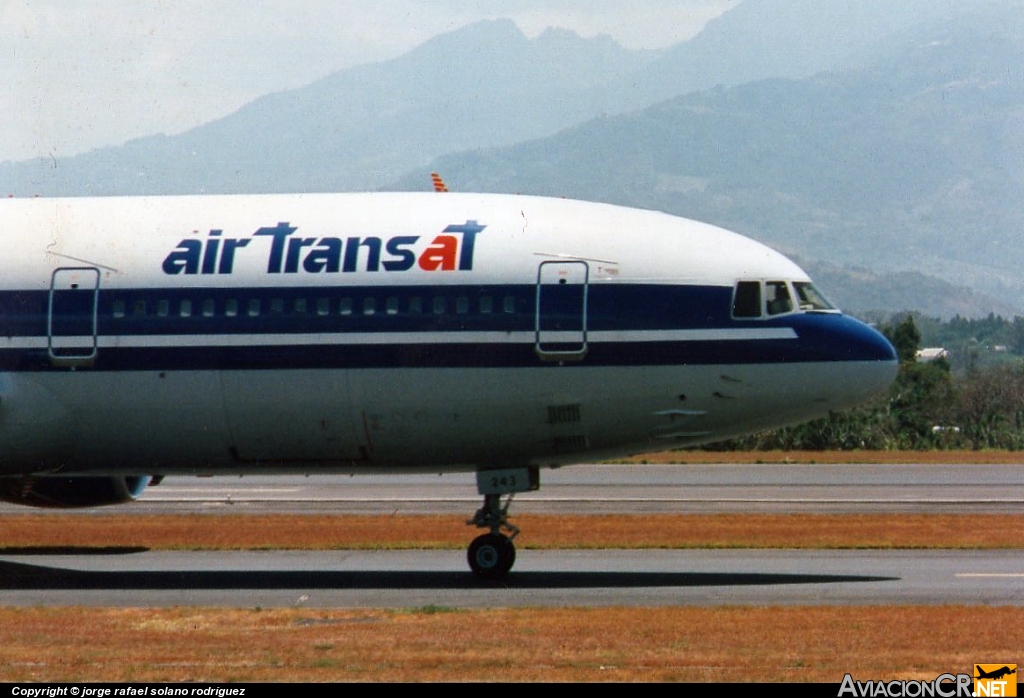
<box><xmin>202</xmin><ymin>300</ymin><xmax>215</xmax><ymax>318</ymax></box>
<box><xmin>363</xmin><ymin>298</ymin><xmax>376</xmax><ymax>316</ymax></box>
<box><xmin>157</xmin><ymin>300</ymin><xmax>170</xmax><ymax>318</ymax></box>
<box><xmin>503</xmin><ymin>296</ymin><xmax>515</xmax><ymax>314</ymax></box>
<box><xmin>316</xmin><ymin>298</ymin><xmax>330</xmax><ymax>316</ymax></box>
<box><xmin>294</xmin><ymin>299</ymin><xmax>307</xmax><ymax>314</ymax></box>
<box><xmin>732</xmin><ymin>281</ymin><xmax>762</xmax><ymax>319</ymax></box>
<box><xmin>180</xmin><ymin>300</ymin><xmax>192</xmax><ymax>317</ymax></box>
<box><xmin>766</xmin><ymin>281</ymin><xmax>794</xmax><ymax>316</ymax></box>
<box><xmin>339</xmin><ymin>298</ymin><xmax>353</xmax><ymax>316</ymax></box>
<box><xmin>433</xmin><ymin>297</ymin><xmax>446</xmax><ymax>315</ymax></box>
<box><xmin>225</xmin><ymin>299</ymin><xmax>238</xmax><ymax>317</ymax></box>
<box><xmin>247</xmin><ymin>299</ymin><xmax>261</xmax><ymax>317</ymax></box>
<box><xmin>112</xmin><ymin>300</ymin><xmax>125</xmax><ymax>318</ymax></box>
<box><xmin>408</xmin><ymin>296</ymin><xmax>423</xmax><ymax>314</ymax></box>
<box><xmin>133</xmin><ymin>300</ymin><xmax>147</xmax><ymax>317</ymax></box>
<box><xmin>456</xmin><ymin>296</ymin><xmax>469</xmax><ymax>314</ymax></box>
<box><xmin>480</xmin><ymin>295</ymin><xmax>493</xmax><ymax>314</ymax></box>
<box><xmin>386</xmin><ymin>297</ymin><xmax>399</xmax><ymax>316</ymax></box>
<box><xmin>270</xmin><ymin>298</ymin><xmax>284</xmax><ymax>314</ymax></box>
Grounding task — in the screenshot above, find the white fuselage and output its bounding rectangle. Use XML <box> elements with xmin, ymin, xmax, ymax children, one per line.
<box><xmin>0</xmin><ymin>192</ymin><xmax>898</xmax><ymax>478</ymax></box>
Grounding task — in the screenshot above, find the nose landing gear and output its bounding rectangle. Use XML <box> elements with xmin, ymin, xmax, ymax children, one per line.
<box><xmin>466</xmin><ymin>467</ymin><xmax>538</xmax><ymax>579</ymax></box>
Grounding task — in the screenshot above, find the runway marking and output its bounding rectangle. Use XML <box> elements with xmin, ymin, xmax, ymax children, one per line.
<box><xmin>955</xmin><ymin>573</ymin><xmax>1024</xmax><ymax>578</ymax></box>
<box><xmin>152</xmin><ymin>488</ymin><xmax>304</xmax><ymax>494</ymax></box>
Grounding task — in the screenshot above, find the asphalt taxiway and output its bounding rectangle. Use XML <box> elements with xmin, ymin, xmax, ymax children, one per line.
<box><xmin>0</xmin><ymin>548</ymin><xmax>1021</xmax><ymax>607</ymax></box>
<box><xmin>1</xmin><ymin>463</ymin><xmax>1021</xmax><ymax>607</ymax></box>
<box><xmin>133</xmin><ymin>462</ymin><xmax>1024</xmax><ymax>514</ymax></box>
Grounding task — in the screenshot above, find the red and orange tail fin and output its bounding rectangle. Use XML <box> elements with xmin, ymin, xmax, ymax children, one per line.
<box><xmin>431</xmin><ymin>172</ymin><xmax>449</xmax><ymax>192</ymax></box>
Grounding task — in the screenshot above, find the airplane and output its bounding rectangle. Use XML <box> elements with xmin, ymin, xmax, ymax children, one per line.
<box><xmin>0</xmin><ymin>189</ymin><xmax>898</xmax><ymax>577</ymax></box>
<box><xmin>976</xmin><ymin>667</ymin><xmax>1017</xmax><ymax>681</ymax></box>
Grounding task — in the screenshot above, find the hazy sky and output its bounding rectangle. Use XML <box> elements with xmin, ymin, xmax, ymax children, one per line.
<box><xmin>0</xmin><ymin>0</ymin><xmax>738</xmax><ymax>163</ymax></box>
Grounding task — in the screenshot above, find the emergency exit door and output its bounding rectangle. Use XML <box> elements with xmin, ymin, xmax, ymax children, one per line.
<box><xmin>535</xmin><ymin>260</ymin><xmax>588</xmax><ymax>360</ymax></box>
<box><xmin>48</xmin><ymin>267</ymin><xmax>100</xmax><ymax>364</ymax></box>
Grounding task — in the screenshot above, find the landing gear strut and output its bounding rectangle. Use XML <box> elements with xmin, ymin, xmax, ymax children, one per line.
<box><xmin>467</xmin><ymin>494</ymin><xmax>519</xmax><ymax>578</ymax></box>
<box><xmin>467</xmin><ymin>467</ymin><xmax>538</xmax><ymax>578</ymax></box>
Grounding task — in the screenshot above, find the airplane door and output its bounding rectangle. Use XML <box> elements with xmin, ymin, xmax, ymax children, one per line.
<box><xmin>535</xmin><ymin>260</ymin><xmax>588</xmax><ymax>360</ymax></box>
<box><xmin>48</xmin><ymin>267</ymin><xmax>100</xmax><ymax>366</ymax></box>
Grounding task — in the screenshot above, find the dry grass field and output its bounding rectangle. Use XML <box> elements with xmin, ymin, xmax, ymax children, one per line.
<box><xmin>623</xmin><ymin>449</ymin><xmax>1024</xmax><ymax>464</ymax></box>
<box><xmin>0</xmin><ymin>512</ymin><xmax>1022</xmax><ymax>550</ymax></box>
<box><xmin>0</xmin><ymin>606</ymin><xmax>1020</xmax><ymax>682</ymax></box>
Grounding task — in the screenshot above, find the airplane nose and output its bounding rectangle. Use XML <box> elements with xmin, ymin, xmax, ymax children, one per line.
<box><xmin>835</xmin><ymin>315</ymin><xmax>899</xmax><ymax>363</ymax></box>
<box><xmin>842</xmin><ymin>318</ymin><xmax>899</xmax><ymax>406</ymax></box>
<box><xmin>787</xmin><ymin>313</ymin><xmax>899</xmax><ymax>408</ymax></box>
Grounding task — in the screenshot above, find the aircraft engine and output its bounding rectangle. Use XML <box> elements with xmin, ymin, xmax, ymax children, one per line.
<box><xmin>0</xmin><ymin>475</ymin><xmax>152</xmax><ymax>508</ymax></box>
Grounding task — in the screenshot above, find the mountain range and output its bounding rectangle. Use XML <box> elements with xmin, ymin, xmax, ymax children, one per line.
<box><xmin>1</xmin><ymin>0</ymin><xmax>1020</xmax><ymax>318</ymax></box>
<box><xmin>408</xmin><ymin>2</ymin><xmax>1024</xmax><ymax>315</ymax></box>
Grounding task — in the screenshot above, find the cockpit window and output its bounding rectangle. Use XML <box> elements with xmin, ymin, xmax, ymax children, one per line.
<box><xmin>732</xmin><ymin>281</ymin><xmax>762</xmax><ymax>318</ymax></box>
<box><xmin>732</xmin><ymin>279</ymin><xmax>837</xmax><ymax>320</ymax></box>
<box><xmin>765</xmin><ymin>281</ymin><xmax>793</xmax><ymax>316</ymax></box>
<box><xmin>793</xmin><ymin>282</ymin><xmax>836</xmax><ymax>312</ymax></box>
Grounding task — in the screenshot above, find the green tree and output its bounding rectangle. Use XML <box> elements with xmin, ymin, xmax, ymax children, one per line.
<box><xmin>884</xmin><ymin>315</ymin><xmax>921</xmax><ymax>364</ymax></box>
<box><xmin>887</xmin><ymin>359</ymin><xmax>955</xmax><ymax>448</ymax></box>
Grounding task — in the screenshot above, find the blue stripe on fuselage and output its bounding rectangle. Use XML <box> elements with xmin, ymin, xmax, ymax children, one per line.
<box><xmin>2</xmin><ymin>283</ymin><xmax>734</xmax><ymax>337</ymax></box>
<box><xmin>0</xmin><ymin>283</ymin><xmax>895</xmax><ymax>371</ymax></box>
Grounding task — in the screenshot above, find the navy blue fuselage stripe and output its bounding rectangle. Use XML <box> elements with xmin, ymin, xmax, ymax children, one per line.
<box><xmin>0</xmin><ymin>340</ymin><xmax>867</xmax><ymax>372</ymax></box>
<box><xmin>3</xmin><ymin>284</ymin><xmax>733</xmax><ymax>336</ymax></box>
<box><xmin>0</xmin><ymin>283</ymin><xmax>896</xmax><ymax>371</ymax></box>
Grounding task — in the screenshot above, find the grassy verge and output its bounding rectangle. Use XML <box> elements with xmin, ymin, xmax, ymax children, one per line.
<box><xmin>622</xmin><ymin>449</ymin><xmax>1024</xmax><ymax>464</ymax></box>
<box><xmin>0</xmin><ymin>513</ymin><xmax>1021</xmax><ymax>550</ymax></box>
<box><xmin>1</xmin><ymin>606</ymin><xmax>1020</xmax><ymax>682</ymax></box>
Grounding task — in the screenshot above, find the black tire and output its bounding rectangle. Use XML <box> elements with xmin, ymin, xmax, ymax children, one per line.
<box><xmin>467</xmin><ymin>533</ymin><xmax>516</xmax><ymax>578</ymax></box>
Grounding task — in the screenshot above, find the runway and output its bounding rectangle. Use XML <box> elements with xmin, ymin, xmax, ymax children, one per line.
<box><xmin>1</xmin><ymin>463</ymin><xmax>1022</xmax><ymax>607</ymax></box>
<box><xmin>133</xmin><ymin>462</ymin><xmax>1024</xmax><ymax>514</ymax></box>
<box><xmin>0</xmin><ymin>548</ymin><xmax>1021</xmax><ymax>607</ymax></box>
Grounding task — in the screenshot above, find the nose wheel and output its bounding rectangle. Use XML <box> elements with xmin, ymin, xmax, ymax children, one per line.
<box><xmin>467</xmin><ymin>468</ymin><xmax>538</xmax><ymax>579</ymax></box>
<box><xmin>468</xmin><ymin>531</ymin><xmax>516</xmax><ymax>578</ymax></box>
